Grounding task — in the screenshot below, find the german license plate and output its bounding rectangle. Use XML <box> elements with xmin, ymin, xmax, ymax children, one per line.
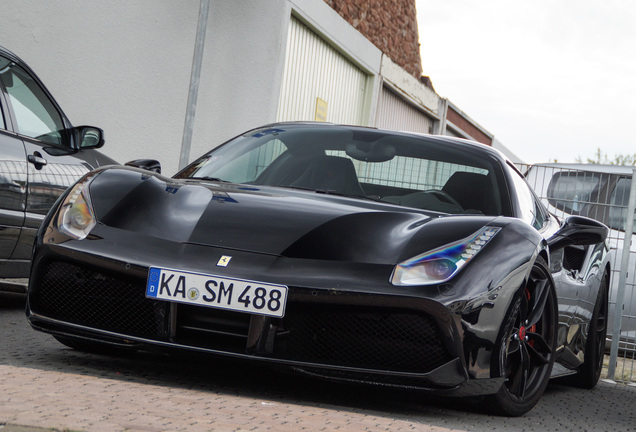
<box><xmin>145</xmin><ymin>267</ymin><xmax>288</xmax><ymax>318</ymax></box>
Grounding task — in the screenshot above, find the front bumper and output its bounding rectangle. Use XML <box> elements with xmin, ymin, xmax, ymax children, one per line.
<box><xmin>27</xmin><ymin>229</ymin><xmax>505</xmax><ymax>396</ymax></box>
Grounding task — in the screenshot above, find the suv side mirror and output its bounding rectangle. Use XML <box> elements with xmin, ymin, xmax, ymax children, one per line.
<box><xmin>75</xmin><ymin>126</ymin><xmax>105</xmax><ymax>149</ymax></box>
<box><xmin>125</xmin><ymin>159</ymin><xmax>162</xmax><ymax>174</ymax></box>
<box><xmin>548</xmin><ymin>215</ymin><xmax>608</xmax><ymax>251</ymax></box>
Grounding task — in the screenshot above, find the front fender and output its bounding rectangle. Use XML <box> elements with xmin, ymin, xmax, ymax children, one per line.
<box><xmin>439</xmin><ymin>217</ymin><xmax>547</xmax><ymax>380</ymax></box>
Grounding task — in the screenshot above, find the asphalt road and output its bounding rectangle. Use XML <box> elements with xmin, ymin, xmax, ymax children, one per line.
<box><xmin>1</xmin><ymin>293</ymin><xmax>635</xmax><ymax>432</ymax></box>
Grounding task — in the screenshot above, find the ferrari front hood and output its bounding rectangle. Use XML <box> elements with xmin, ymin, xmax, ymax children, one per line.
<box><xmin>90</xmin><ymin>168</ymin><xmax>495</xmax><ymax>264</ymax></box>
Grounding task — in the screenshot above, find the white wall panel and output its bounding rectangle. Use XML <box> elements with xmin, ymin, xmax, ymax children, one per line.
<box><xmin>376</xmin><ymin>86</ymin><xmax>433</xmax><ymax>134</ymax></box>
<box><xmin>277</xmin><ymin>17</ymin><xmax>369</xmax><ymax>125</ymax></box>
<box><xmin>0</xmin><ymin>1</ymin><xmax>200</xmax><ymax>176</ymax></box>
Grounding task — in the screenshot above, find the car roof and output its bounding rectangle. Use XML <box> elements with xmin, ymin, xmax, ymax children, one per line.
<box><xmin>529</xmin><ymin>163</ymin><xmax>635</xmax><ymax>176</ymax></box>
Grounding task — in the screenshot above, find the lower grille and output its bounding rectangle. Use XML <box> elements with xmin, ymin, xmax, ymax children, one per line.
<box><xmin>176</xmin><ymin>304</ymin><xmax>250</xmax><ymax>351</ymax></box>
<box><xmin>32</xmin><ymin>261</ymin><xmax>451</xmax><ymax>375</ymax></box>
<box><xmin>278</xmin><ymin>306</ymin><xmax>450</xmax><ymax>373</ymax></box>
<box><xmin>33</xmin><ymin>261</ymin><xmax>168</xmax><ymax>339</ymax></box>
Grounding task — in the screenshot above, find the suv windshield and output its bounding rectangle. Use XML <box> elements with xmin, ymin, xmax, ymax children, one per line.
<box><xmin>547</xmin><ymin>171</ymin><xmax>609</xmax><ymax>214</ymax></box>
<box><xmin>608</xmin><ymin>177</ymin><xmax>636</xmax><ymax>234</ymax></box>
<box><xmin>545</xmin><ymin>169</ymin><xmax>634</xmax><ymax>234</ymax></box>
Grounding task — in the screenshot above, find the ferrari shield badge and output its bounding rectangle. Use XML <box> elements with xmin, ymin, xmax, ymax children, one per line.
<box><xmin>217</xmin><ymin>256</ymin><xmax>232</xmax><ymax>267</ymax></box>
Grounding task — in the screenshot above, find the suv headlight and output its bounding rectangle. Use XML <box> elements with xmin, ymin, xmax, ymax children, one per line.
<box><xmin>57</xmin><ymin>174</ymin><xmax>98</xmax><ymax>240</ymax></box>
<box><xmin>391</xmin><ymin>226</ymin><xmax>500</xmax><ymax>286</ymax></box>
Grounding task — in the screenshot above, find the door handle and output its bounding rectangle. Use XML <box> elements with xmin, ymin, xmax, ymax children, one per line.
<box><xmin>28</xmin><ymin>153</ymin><xmax>48</xmax><ymax>168</ymax></box>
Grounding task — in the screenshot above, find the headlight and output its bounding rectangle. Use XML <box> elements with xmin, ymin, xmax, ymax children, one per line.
<box><xmin>391</xmin><ymin>226</ymin><xmax>500</xmax><ymax>286</ymax></box>
<box><xmin>57</xmin><ymin>174</ymin><xmax>98</xmax><ymax>240</ymax></box>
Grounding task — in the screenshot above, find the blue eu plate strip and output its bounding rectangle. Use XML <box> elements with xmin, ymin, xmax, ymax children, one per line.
<box><xmin>146</xmin><ymin>267</ymin><xmax>161</xmax><ymax>298</ymax></box>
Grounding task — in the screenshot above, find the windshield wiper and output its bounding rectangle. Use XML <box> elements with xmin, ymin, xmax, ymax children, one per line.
<box><xmin>190</xmin><ymin>176</ymin><xmax>229</xmax><ymax>183</ymax></box>
<box><xmin>314</xmin><ymin>189</ymin><xmax>341</xmax><ymax>195</ymax></box>
<box><xmin>285</xmin><ymin>185</ymin><xmax>368</xmax><ymax>198</ymax></box>
<box><xmin>282</xmin><ymin>185</ymin><xmax>341</xmax><ymax>195</ymax></box>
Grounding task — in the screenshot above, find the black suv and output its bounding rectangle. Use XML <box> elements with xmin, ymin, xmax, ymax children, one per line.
<box><xmin>0</xmin><ymin>46</ymin><xmax>116</xmax><ymax>278</ymax></box>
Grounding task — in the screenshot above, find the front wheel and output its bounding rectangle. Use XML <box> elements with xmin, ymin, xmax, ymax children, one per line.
<box><xmin>488</xmin><ymin>257</ymin><xmax>558</xmax><ymax>416</ymax></box>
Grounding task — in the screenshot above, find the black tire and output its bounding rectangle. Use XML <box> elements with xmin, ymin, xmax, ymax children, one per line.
<box><xmin>488</xmin><ymin>256</ymin><xmax>558</xmax><ymax>416</ymax></box>
<box><xmin>54</xmin><ymin>335</ymin><xmax>137</xmax><ymax>356</ymax></box>
<box><xmin>575</xmin><ymin>271</ymin><xmax>609</xmax><ymax>389</ymax></box>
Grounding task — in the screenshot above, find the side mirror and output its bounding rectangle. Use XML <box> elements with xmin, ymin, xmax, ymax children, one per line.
<box><xmin>125</xmin><ymin>159</ymin><xmax>162</xmax><ymax>174</ymax></box>
<box><xmin>75</xmin><ymin>126</ymin><xmax>104</xmax><ymax>149</ymax></box>
<box><xmin>548</xmin><ymin>215</ymin><xmax>608</xmax><ymax>251</ymax></box>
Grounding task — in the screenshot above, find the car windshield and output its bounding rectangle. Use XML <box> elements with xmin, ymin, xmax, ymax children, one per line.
<box><xmin>546</xmin><ymin>171</ymin><xmax>610</xmax><ymax>214</ymax></box>
<box><xmin>544</xmin><ymin>169</ymin><xmax>635</xmax><ymax>234</ymax></box>
<box><xmin>177</xmin><ymin>125</ymin><xmax>506</xmax><ymax>216</ymax></box>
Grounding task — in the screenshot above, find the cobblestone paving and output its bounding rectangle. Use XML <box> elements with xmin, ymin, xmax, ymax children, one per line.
<box><xmin>2</xmin><ymin>294</ymin><xmax>635</xmax><ymax>432</ymax></box>
<box><xmin>1</xmin><ymin>364</ymin><xmax>467</xmax><ymax>432</ymax></box>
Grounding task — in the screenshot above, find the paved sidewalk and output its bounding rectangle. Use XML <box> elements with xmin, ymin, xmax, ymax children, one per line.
<box><xmin>0</xmin><ymin>365</ymin><xmax>463</xmax><ymax>432</ymax></box>
<box><xmin>3</xmin><ymin>362</ymin><xmax>636</xmax><ymax>432</ymax></box>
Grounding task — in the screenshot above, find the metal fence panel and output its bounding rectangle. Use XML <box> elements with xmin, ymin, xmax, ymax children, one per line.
<box><xmin>523</xmin><ymin>164</ymin><xmax>636</xmax><ymax>382</ymax></box>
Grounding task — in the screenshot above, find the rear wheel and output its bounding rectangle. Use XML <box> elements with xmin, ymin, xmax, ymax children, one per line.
<box><xmin>575</xmin><ymin>271</ymin><xmax>609</xmax><ymax>389</ymax></box>
<box><xmin>489</xmin><ymin>257</ymin><xmax>557</xmax><ymax>416</ymax></box>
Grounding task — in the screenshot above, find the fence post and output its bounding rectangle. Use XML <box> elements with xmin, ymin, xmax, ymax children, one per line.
<box><xmin>608</xmin><ymin>169</ymin><xmax>636</xmax><ymax>380</ymax></box>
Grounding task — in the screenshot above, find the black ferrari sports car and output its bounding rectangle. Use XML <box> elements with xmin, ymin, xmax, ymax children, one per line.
<box><xmin>26</xmin><ymin>123</ymin><xmax>610</xmax><ymax>416</ymax></box>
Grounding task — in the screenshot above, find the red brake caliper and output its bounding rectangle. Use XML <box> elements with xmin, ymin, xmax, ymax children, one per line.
<box><xmin>525</xmin><ymin>288</ymin><xmax>536</xmax><ymax>347</ymax></box>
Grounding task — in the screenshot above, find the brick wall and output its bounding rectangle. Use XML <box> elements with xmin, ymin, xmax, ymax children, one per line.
<box><xmin>447</xmin><ymin>107</ymin><xmax>492</xmax><ymax>145</ymax></box>
<box><xmin>324</xmin><ymin>0</ymin><xmax>423</xmax><ymax>78</ymax></box>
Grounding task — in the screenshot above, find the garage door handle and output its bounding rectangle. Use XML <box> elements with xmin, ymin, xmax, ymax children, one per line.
<box><xmin>28</xmin><ymin>154</ymin><xmax>48</xmax><ymax>168</ymax></box>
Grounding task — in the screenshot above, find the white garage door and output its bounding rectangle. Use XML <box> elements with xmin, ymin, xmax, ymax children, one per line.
<box><xmin>277</xmin><ymin>17</ymin><xmax>369</xmax><ymax>125</ymax></box>
<box><xmin>376</xmin><ymin>86</ymin><xmax>434</xmax><ymax>134</ymax></box>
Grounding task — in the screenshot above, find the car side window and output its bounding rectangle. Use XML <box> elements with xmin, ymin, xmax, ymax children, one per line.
<box><xmin>508</xmin><ymin>163</ymin><xmax>545</xmax><ymax>230</ymax></box>
<box><xmin>0</xmin><ymin>61</ymin><xmax>65</xmax><ymax>145</ymax></box>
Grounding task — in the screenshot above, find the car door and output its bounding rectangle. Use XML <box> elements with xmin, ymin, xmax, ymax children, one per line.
<box><xmin>0</xmin><ymin>52</ymin><xmax>94</xmax><ymax>276</ymax></box>
<box><xmin>0</xmin><ymin>54</ymin><xmax>29</xmax><ymax>264</ymax></box>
